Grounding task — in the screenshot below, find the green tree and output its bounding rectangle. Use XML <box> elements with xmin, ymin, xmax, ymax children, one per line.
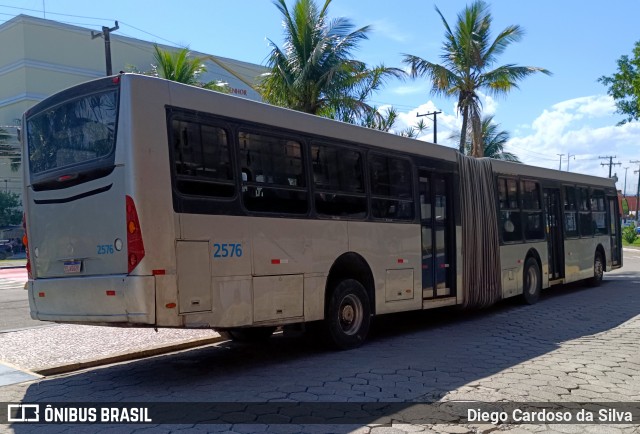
<box><xmin>136</xmin><ymin>45</ymin><xmax>228</xmax><ymax>92</ymax></box>
<box><xmin>449</xmin><ymin>115</ymin><xmax>520</xmax><ymax>161</ymax></box>
<box><xmin>403</xmin><ymin>0</ymin><xmax>550</xmax><ymax>157</ymax></box>
<box><xmin>261</xmin><ymin>0</ymin><xmax>403</xmax><ymax>124</ymax></box>
<box><xmin>598</xmin><ymin>41</ymin><xmax>640</xmax><ymax>125</ymax></box>
<box><xmin>0</xmin><ymin>128</ymin><xmax>20</xmax><ymax>172</ymax></box>
<box><xmin>0</xmin><ymin>191</ymin><xmax>21</xmax><ymax>226</ymax></box>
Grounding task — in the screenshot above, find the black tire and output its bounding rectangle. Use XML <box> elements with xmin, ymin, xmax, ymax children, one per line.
<box><xmin>219</xmin><ymin>326</ymin><xmax>276</xmax><ymax>342</ymax></box>
<box><xmin>325</xmin><ymin>279</ymin><xmax>371</xmax><ymax>350</ymax></box>
<box><xmin>522</xmin><ymin>257</ymin><xmax>541</xmax><ymax>305</ymax></box>
<box><xmin>588</xmin><ymin>251</ymin><xmax>604</xmax><ymax>287</ymax></box>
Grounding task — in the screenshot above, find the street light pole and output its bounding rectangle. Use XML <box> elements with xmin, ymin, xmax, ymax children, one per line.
<box><xmin>416</xmin><ymin>111</ymin><xmax>442</xmax><ymax>144</ymax></box>
<box><xmin>623</xmin><ymin>166</ymin><xmax>629</xmax><ymax>197</ymax></box>
<box><xmin>91</xmin><ymin>21</ymin><xmax>119</xmax><ymax>76</ymax></box>
<box><xmin>557</xmin><ymin>153</ymin><xmax>564</xmax><ymax>171</ymax></box>
<box><xmin>631</xmin><ymin>160</ymin><xmax>640</xmax><ymax>222</ymax></box>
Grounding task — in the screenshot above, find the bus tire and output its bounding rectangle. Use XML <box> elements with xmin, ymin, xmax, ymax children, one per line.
<box><xmin>588</xmin><ymin>251</ymin><xmax>604</xmax><ymax>287</ymax></box>
<box><xmin>522</xmin><ymin>257</ymin><xmax>541</xmax><ymax>305</ymax></box>
<box><xmin>220</xmin><ymin>326</ymin><xmax>276</xmax><ymax>342</ymax></box>
<box><xmin>325</xmin><ymin>279</ymin><xmax>371</xmax><ymax>350</ymax></box>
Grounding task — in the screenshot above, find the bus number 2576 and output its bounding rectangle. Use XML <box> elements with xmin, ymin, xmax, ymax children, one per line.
<box><xmin>213</xmin><ymin>243</ymin><xmax>243</xmax><ymax>258</ymax></box>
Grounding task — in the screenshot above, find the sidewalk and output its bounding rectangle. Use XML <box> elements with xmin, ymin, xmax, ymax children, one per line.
<box><xmin>0</xmin><ymin>324</ymin><xmax>224</xmax><ymax>383</ymax></box>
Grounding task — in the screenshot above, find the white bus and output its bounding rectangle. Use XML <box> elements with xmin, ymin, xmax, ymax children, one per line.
<box><xmin>22</xmin><ymin>74</ymin><xmax>622</xmax><ymax>349</ymax></box>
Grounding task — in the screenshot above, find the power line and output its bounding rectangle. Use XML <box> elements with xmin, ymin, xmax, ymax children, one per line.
<box><xmin>599</xmin><ymin>155</ymin><xmax>621</xmax><ymax>178</ymax></box>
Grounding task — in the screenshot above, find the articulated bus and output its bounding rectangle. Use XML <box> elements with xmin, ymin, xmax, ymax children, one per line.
<box><xmin>22</xmin><ymin>74</ymin><xmax>622</xmax><ymax>349</ymax></box>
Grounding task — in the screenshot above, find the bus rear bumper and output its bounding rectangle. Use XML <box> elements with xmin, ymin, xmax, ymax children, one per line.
<box><xmin>27</xmin><ymin>275</ymin><xmax>155</xmax><ymax>325</ymax></box>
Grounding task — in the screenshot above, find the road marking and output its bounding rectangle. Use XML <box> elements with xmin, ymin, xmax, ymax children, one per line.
<box><xmin>0</xmin><ymin>268</ymin><xmax>27</xmax><ymax>284</ymax></box>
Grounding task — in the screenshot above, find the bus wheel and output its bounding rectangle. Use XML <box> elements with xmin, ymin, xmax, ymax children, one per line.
<box><xmin>220</xmin><ymin>326</ymin><xmax>276</xmax><ymax>342</ymax></box>
<box><xmin>326</xmin><ymin>279</ymin><xmax>371</xmax><ymax>350</ymax></box>
<box><xmin>522</xmin><ymin>257</ymin><xmax>541</xmax><ymax>305</ymax></box>
<box><xmin>588</xmin><ymin>252</ymin><xmax>604</xmax><ymax>287</ymax></box>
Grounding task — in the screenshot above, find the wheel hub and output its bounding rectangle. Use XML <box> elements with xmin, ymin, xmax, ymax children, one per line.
<box><xmin>341</xmin><ymin>305</ymin><xmax>355</xmax><ymax>323</ymax></box>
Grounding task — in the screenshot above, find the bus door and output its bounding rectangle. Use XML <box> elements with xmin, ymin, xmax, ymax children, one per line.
<box><xmin>544</xmin><ymin>188</ymin><xmax>564</xmax><ymax>280</ymax></box>
<box><xmin>419</xmin><ymin>171</ymin><xmax>453</xmax><ymax>299</ymax></box>
<box><xmin>608</xmin><ymin>196</ymin><xmax>622</xmax><ymax>266</ymax></box>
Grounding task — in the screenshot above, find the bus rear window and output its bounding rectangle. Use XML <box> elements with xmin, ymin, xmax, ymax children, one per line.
<box><xmin>27</xmin><ymin>90</ymin><xmax>118</xmax><ymax>177</ymax></box>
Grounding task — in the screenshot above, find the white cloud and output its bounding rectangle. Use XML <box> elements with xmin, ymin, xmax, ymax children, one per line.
<box><xmin>385</xmin><ymin>92</ymin><xmax>498</xmax><ymax>147</ymax></box>
<box><xmin>384</xmin><ymin>101</ymin><xmax>461</xmax><ymax>146</ymax></box>
<box><xmin>383</xmin><ymin>93</ymin><xmax>640</xmax><ymax>193</ymax></box>
<box><xmin>370</xmin><ymin>19</ymin><xmax>410</xmax><ymax>43</ymax></box>
<box><xmin>506</xmin><ymin>95</ymin><xmax>640</xmax><ymax>190</ymax></box>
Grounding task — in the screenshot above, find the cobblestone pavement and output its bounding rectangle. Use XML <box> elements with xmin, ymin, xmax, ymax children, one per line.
<box><xmin>1</xmin><ymin>263</ymin><xmax>639</xmax><ymax>433</ymax></box>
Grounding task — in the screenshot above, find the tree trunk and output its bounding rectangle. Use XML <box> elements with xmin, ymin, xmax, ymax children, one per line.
<box><xmin>459</xmin><ymin>105</ymin><xmax>469</xmax><ymax>154</ymax></box>
<box><xmin>471</xmin><ymin>112</ymin><xmax>484</xmax><ymax>158</ymax></box>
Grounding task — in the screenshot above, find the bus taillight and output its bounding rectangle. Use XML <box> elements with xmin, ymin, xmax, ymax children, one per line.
<box><xmin>126</xmin><ymin>196</ymin><xmax>145</xmax><ymax>273</ymax></box>
<box><xmin>22</xmin><ymin>213</ymin><xmax>32</xmax><ymax>279</ymax></box>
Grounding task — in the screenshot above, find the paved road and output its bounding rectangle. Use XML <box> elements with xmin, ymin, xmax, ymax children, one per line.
<box><xmin>1</xmin><ymin>252</ymin><xmax>639</xmax><ymax>433</ymax></box>
<box><xmin>0</xmin><ymin>268</ymin><xmax>50</xmax><ymax>332</ymax></box>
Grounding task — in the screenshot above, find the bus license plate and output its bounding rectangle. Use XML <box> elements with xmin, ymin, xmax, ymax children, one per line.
<box><xmin>63</xmin><ymin>261</ymin><xmax>82</xmax><ymax>274</ymax></box>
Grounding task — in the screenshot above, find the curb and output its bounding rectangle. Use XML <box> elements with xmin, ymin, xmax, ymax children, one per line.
<box><xmin>33</xmin><ymin>335</ymin><xmax>226</xmax><ymax>377</ymax></box>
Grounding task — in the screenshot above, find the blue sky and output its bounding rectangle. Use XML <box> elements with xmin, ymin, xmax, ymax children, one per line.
<box><xmin>2</xmin><ymin>0</ymin><xmax>640</xmax><ymax>193</ymax></box>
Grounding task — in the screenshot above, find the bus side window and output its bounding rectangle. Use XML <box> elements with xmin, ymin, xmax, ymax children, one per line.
<box><xmin>498</xmin><ymin>177</ymin><xmax>522</xmax><ymax>242</ymax></box>
<box><xmin>369</xmin><ymin>154</ymin><xmax>414</xmax><ymax>221</ymax></box>
<box><xmin>312</xmin><ymin>143</ymin><xmax>367</xmax><ymax>219</ymax></box>
<box><xmin>170</xmin><ymin>118</ymin><xmax>235</xmax><ymax>198</ymax></box>
<box><xmin>591</xmin><ymin>189</ymin><xmax>607</xmax><ymax>235</ymax></box>
<box><xmin>239</xmin><ymin>131</ymin><xmax>308</xmax><ymax>214</ymax></box>
<box><xmin>564</xmin><ymin>186</ymin><xmax>578</xmax><ymax>238</ymax></box>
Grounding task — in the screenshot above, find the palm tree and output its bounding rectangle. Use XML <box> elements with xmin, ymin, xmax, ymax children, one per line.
<box><xmin>403</xmin><ymin>0</ymin><xmax>550</xmax><ymax>157</ymax></box>
<box><xmin>450</xmin><ymin>115</ymin><xmax>520</xmax><ymax>161</ymax></box>
<box><xmin>261</xmin><ymin>0</ymin><xmax>403</xmax><ymax>124</ymax></box>
<box><xmin>151</xmin><ymin>45</ymin><xmax>228</xmax><ymax>92</ymax></box>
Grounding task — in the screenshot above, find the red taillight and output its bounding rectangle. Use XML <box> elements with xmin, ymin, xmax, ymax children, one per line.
<box><xmin>22</xmin><ymin>213</ymin><xmax>32</xmax><ymax>279</ymax></box>
<box><xmin>126</xmin><ymin>196</ymin><xmax>145</xmax><ymax>273</ymax></box>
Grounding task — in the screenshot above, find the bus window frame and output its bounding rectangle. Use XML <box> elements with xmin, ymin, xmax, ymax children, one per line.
<box><xmin>367</xmin><ymin>152</ymin><xmax>416</xmax><ymax>223</ymax></box>
<box><xmin>497</xmin><ymin>176</ymin><xmax>523</xmax><ymax>244</ymax></box>
<box><xmin>237</xmin><ymin>126</ymin><xmax>311</xmax><ymax>217</ymax></box>
<box><xmin>168</xmin><ymin>112</ymin><xmax>238</xmax><ymax>201</ymax></box>
<box><xmin>309</xmin><ymin>140</ymin><xmax>369</xmax><ymax>220</ymax></box>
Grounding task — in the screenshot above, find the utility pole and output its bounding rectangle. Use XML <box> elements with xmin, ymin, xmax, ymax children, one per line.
<box><xmin>91</xmin><ymin>21</ymin><xmax>119</xmax><ymax>76</ymax></box>
<box><xmin>599</xmin><ymin>155</ymin><xmax>621</xmax><ymax>178</ymax></box>
<box><xmin>567</xmin><ymin>153</ymin><xmax>576</xmax><ymax>171</ymax></box>
<box><xmin>631</xmin><ymin>160</ymin><xmax>640</xmax><ymax>222</ymax></box>
<box><xmin>416</xmin><ymin>111</ymin><xmax>442</xmax><ymax>144</ymax></box>
<box><xmin>623</xmin><ymin>166</ymin><xmax>629</xmax><ymax>196</ymax></box>
<box><xmin>557</xmin><ymin>154</ymin><xmax>564</xmax><ymax>171</ymax></box>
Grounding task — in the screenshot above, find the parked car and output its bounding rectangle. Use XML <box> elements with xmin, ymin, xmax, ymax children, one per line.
<box><xmin>0</xmin><ymin>240</ymin><xmax>13</xmax><ymax>260</ymax></box>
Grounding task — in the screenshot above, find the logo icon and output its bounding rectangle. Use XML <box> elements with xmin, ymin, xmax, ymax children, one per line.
<box><xmin>7</xmin><ymin>404</ymin><xmax>40</xmax><ymax>422</ymax></box>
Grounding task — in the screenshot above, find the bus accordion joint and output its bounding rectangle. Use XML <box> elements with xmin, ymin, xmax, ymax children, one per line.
<box><xmin>125</xmin><ymin>195</ymin><xmax>145</xmax><ymax>273</ymax></box>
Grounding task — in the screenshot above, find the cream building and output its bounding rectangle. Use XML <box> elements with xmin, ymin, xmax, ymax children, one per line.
<box><xmin>0</xmin><ymin>14</ymin><xmax>267</xmax><ymax>201</ymax></box>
